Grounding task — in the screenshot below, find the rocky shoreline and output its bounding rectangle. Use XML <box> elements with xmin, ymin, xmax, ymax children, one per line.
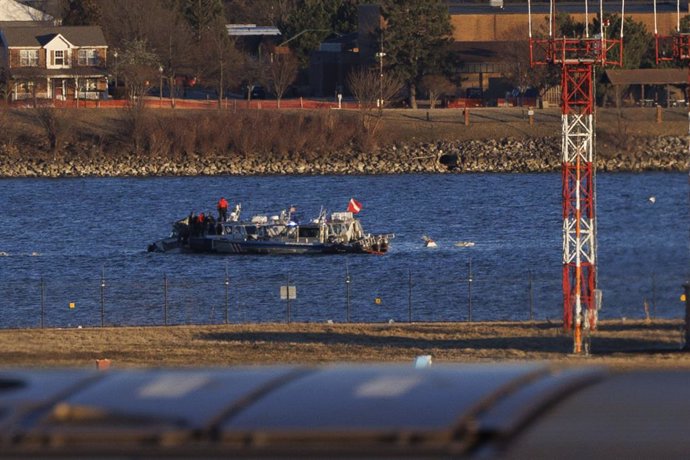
<box><xmin>1</xmin><ymin>136</ymin><xmax>688</xmax><ymax>177</ymax></box>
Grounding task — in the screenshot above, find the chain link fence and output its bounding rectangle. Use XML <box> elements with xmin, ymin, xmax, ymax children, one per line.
<box><xmin>0</xmin><ymin>264</ymin><xmax>681</xmax><ymax>329</ymax></box>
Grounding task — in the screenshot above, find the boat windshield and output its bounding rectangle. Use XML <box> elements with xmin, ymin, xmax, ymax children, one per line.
<box><xmin>298</xmin><ymin>226</ymin><xmax>320</xmax><ymax>238</ymax></box>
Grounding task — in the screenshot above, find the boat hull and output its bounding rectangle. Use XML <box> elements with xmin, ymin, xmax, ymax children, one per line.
<box><xmin>185</xmin><ymin>237</ymin><xmax>384</xmax><ymax>255</ymax></box>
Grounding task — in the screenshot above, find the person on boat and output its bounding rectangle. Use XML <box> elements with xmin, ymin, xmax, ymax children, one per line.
<box><xmin>206</xmin><ymin>214</ymin><xmax>217</xmax><ymax>235</ymax></box>
<box><xmin>195</xmin><ymin>213</ymin><xmax>205</xmax><ymax>236</ymax></box>
<box><xmin>217</xmin><ymin>197</ymin><xmax>229</xmax><ymax>222</ymax></box>
<box><xmin>188</xmin><ymin>212</ymin><xmax>198</xmax><ymax>237</ymax></box>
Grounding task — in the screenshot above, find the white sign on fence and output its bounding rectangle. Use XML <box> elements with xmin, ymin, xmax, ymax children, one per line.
<box><xmin>280</xmin><ymin>285</ymin><xmax>296</xmax><ymax>300</ymax></box>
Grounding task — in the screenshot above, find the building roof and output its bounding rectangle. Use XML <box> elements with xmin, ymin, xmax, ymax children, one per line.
<box><xmin>603</xmin><ymin>68</ymin><xmax>689</xmax><ymax>85</ymax></box>
<box><xmin>450</xmin><ymin>40</ymin><xmax>519</xmax><ymax>62</ymax></box>
<box><xmin>1</xmin><ymin>25</ymin><xmax>106</xmax><ymax>47</ymax></box>
<box><xmin>226</xmin><ymin>24</ymin><xmax>281</xmax><ymax>36</ymax></box>
<box><xmin>448</xmin><ymin>1</ymin><xmax>685</xmax><ymax>15</ymax></box>
<box><xmin>0</xmin><ymin>0</ymin><xmax>51</xmax><ymax>21</ymax></box>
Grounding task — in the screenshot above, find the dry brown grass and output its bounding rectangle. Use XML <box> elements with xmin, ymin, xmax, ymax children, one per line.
<box><xmin>2</xmin><ymin>105</ymin><xmax>686</xmax><ymax>158</ymax></box>
<box><xmin>0</xmin><ymin>320</ymin><xmax>686</xmax><ymax>371</ymax></box>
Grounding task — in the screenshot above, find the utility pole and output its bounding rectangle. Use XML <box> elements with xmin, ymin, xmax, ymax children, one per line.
<box><xmin>376</xmin><ymin>48</ymin><xmax>385</xmax><ymax>108</ymax></box>
<box><xmin>158</xmin><ymin>65</ymin><xmax>163</xmax><ymax>107</ymax></box>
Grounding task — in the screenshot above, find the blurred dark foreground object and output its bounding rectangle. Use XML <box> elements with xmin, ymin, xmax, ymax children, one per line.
<box><xmin>0</xmin><ymin>364</ymin><xmax>689</xmax><ymax>458</ymax></box>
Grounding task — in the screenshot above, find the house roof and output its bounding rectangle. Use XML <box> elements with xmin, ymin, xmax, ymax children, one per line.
<box><xmin>226</xmin><ymin>24</ymin><xmax>281</xmax><ymax>36</ymax></box>
<box><xmin>450</xmin><ymin>41</ymin><xmax>519</xmax><ymax>62</ymax></box>
<box><xmin>0</xmin><ymin>0</ymin><xmax>51</xmax><ymax>21</ymax></box>
<box><xmin>1</xmin><ymin>26</ymin><xmax>106</xmax><ymax>47</ymax></box>
<box><xmin>603</xmin><ymin>68</ymin><xmax>689</xmax><ymax>85</ymax></box>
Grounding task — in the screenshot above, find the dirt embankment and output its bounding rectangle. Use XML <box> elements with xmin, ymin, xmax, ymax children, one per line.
<box><xmin>0</xmin><ymin>106</ymin><xmax>688</xmax><ymax>177</ymax></box>
<box><xmin>0</xmin><ymin>320</ymin><xmax>686</xmax><ymax>371</ymax></box>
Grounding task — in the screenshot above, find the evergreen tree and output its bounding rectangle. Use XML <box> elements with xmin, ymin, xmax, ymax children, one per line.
<box><xmin>379</xmin><ymin>0</ymin><xmax>453</xmax><ymax>108</ymax></box>
<box><xmin>180</xmin><ymin>0</ymin><xmax>225</xmax><ymax>41</ymax></box>
<box><xmin>581</xmin><ymin>14</ymin><xmax>652</xmax><ymax>71</ymax></box>
<box><xmin>280</xmin><ymin>0</ymin><xmax>361</xmax><ymax>68</ymax></box>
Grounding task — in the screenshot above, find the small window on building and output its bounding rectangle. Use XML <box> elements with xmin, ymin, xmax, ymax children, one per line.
<box><xmin>83</xmin><ymin>78</ymin><xmax>98</xmax><ymax>91</ymax></box>
<box><xmin>20</xmin><ymin>50</ymin><xmax>38</xmax><ymax>67</ymax></box>
<box><xmin>54</xmin><ymin>50</ymin><xmax>65</xmax><ymax>66</ymax></box>
<box><xmin>78</xmin><ymin>49</ymin><xmax>98</xmax><ymax>66</ymax></box>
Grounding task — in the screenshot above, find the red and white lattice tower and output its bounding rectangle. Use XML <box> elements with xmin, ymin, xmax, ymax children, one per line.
<box><xmin>653</xmin><ymin>0</ymin><xmax>690</xmax><ymax>152</ymax></box>
<box><xmin>654</xmin><ymin>0</ymin><xmax>690</xmax><ymax>313</ymax></box>
<box><xmin>528</xmin><ymin>0</ymin><xmax>624</xmax><ymax>354</ymax></box>
<box><xmin>653</xmin><ymin>0</ymin><xmax>690</xmax><ymax>66</ymax></box>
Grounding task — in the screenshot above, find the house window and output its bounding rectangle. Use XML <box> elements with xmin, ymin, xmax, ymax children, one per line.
<box><xmin>19</xmin><ymin>50</ymin><xmax>38</xmax><ymax>67</ymax></box>
<box><xmin>54</xmin><ymin>50</ymin><xmax>65</xmax><ymax>66</ymax></box>
<box><xmin>78</xmin><ymin>49</ymin><xmax>98</xmax><ymax>66</ymax></box>
<box><xmin>83</xmin><ymin>78</ymin><xmax>98</xmax><ymax>91</ymax></box>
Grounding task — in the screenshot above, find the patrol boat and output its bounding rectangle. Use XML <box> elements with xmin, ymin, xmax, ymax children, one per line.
<box><xmin>148</xmin><ymin>205</ymin><xmax>393</xmax><ymax>255</ymax></box>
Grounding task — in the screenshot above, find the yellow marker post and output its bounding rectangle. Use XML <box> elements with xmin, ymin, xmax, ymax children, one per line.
<box><xmin>374</xmin><ymin>297</ymin><xmax>382</xmax><ymax>305</ymax></box>
<box><xmin>69</xmin><ymin>302</ymin><xmax>75</xmax><ymax>309</ymax></box>
<box><xmin>682</xmin><ymin>294</ymin><xmax>687</xmax><ymax>302</ymax></box>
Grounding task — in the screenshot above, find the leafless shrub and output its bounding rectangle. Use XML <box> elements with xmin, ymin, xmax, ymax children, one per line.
<box><xmin>0</xmin><ymin>109</ymin><xmax>21</xmax><ymax>155</ymax></box>
<box><xmin>600</xmin><ymin>113</ymin><xmax>632</xmax><ymax>151</ymax></box>
<box><xmin>114</xmin><ymin>108</ymin><xmax>366</xmax><ymax>162</ymax></box>
<box><xmin>34</xmin><ymin>105</ymin><xmax>72</xmax><ymax>155</ymax></box>
<box><xmin>146</xmin><ymin>117</ymin><xmax>174</xmax><ymax>157</ymax></box>
<box><xmin>121</xmin><ymin>103</ymin><xmax>151</xmax><ymax>153</ymax></box>
<box><xmin>420</xmin><ymin>74</ymin><xmax>457</xmax><ymax>109</ymax></box>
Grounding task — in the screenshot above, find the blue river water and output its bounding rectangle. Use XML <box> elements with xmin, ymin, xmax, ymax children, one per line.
<box><xmin>0</xmin><ymin>172</ymin><xmax>688</xmax><ymax>328</ymax></box>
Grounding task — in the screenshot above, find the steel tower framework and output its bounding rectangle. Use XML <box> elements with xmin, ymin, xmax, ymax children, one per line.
<box><xmin>653</xmin><ymin>1</ymin><xmax>690</xmax><ymax>341</ymax></box>
<box><xmin>528</xmin><ymin>0</ymin><xmax>623</xmax><ymax>353</ymax></box>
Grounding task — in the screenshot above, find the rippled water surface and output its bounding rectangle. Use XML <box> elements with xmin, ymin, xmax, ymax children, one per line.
<box><xmin>0</xmin><ymin>172</ymin><xmax>687</xmax><ymax>327</ymax></box>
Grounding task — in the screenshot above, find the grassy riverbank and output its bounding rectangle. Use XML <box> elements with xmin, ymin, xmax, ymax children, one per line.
<box><xmin>1</xmin><ymin>319</ymin><xmax>686</xmax><ymax>371</ymax></box>
<box><xmin>2</xmin><ymin>105</ymin><xmax>688</xmax><ymax>158</ymax></box>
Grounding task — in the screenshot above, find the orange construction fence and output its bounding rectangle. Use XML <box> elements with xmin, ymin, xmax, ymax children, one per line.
<box><xmin>4</xmin><ymin>97</ymin><xmax>360</xmax><ymax>110</ymax></box>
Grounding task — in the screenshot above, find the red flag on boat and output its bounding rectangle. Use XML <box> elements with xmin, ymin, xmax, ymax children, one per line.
<box><xmin>347</xmin><ymin>198</ymin><xmax>362</xmax><ymax>214</ymax></box>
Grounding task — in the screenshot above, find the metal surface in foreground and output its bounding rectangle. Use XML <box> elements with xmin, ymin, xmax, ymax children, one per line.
<box><xmin>2</xmin><ymin>364</ymin><xmax>690</xmax><ymax>458</ymax></box>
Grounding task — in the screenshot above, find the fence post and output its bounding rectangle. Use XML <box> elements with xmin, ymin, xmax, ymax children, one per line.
<box><xmin>100</xmin><ymin>267</ymin><xmax>106</xmax><ymax>327</ymax></box>
<box><xmin>528</xmin><ymin>271</ymin><xmax>534</xmax><ymax>321</ymax></box>
<box><xmin>652</xmin><ymin>272</ymin><xmax>657</xmax><ymax>319</ymax></box>
<box><xmin>408</xmin><ymin>269</ymin><xmax>413</xmax><ymax>323</ymax></box>
<box><xmin>684</xmin><ymin>282</ymin><xmax>690</xmax><ymax>350</ymax></box>
<box><xmin>40</xmin><ymin>276</ymin><xmax>45</xmax><ymax>329</ymax></box>
<box><xmin>224</xmin><ymin>265</ymin><xmax>230</xmax><ymax>325</ymax></box>
<box><xmin>345</xmin><ymin>264</ymin><xmax>351</xmax><ymax>323</ymax></box>
<box><xmin>467</xmin><ymin>258</ymin><xmax>473</xmax><ymax>322</ymax></box>
<box><xmin>286</xmin><ymin>273</ymin><xmax>291</xmax><ymax>324</ymax></box>
<box><xmin>163</xmin><ymin>273</ymin><xmax>168</xmax><ymax>326</ymax></box>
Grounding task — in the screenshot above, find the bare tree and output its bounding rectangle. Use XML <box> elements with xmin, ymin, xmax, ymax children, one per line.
<box><xmin>347</xmin><ymin>66</ymin><xmax>402</xmax><ymax>142</ymax></box>
<box><xmin>118</xmin><ymin>39</ymin><xmax>160</xmax><ymax>104</ymax></box>
<box><xmin>420</xmin><ymin>74</ymin><xmax>456</xmax><ymax>109</ymax></box>
<box><xmin>268</xmin><ymin>53</ymin><xmax>298</xmax><ymax>108</ymax></box>
<box><xmin>500</xmin><ymin>25</ymin><xmax>560</xmax><ymax>108</ymax></box>
<box><xmin>199</xmin><ymin>17</ymin><xmax>242</xmax><ymax>108</ymax></box>
<box><xmin>241</xmin><ymin>55</ymin><xmax>268</xmax><ymax>105</ymax></box>
<box><xmin>348</xmin><ymin>66</ymin><xmax>401</xmax><ymax>112</ymax></box>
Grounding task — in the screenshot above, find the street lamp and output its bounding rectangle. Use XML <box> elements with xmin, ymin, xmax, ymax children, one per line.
<box><xmin>113</xmin><ymin>50</ymin><xmax>118</xmax><ymax>96</ymax></box>
<box><xmin>375</xmin><ymin>50</ymin><xmax>386</xmax><ymax>108</ymax></box>
<box><xmin>158</xmin><ymin>65</ymin><xmax>163</xmax><ymax>107</ymax></box>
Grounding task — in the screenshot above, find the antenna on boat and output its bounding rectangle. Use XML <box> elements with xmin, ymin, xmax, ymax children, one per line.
<box><xmin>528</xmin><ymin>0</ymin><xmax>624</xmax><ymax>355</ymax></box>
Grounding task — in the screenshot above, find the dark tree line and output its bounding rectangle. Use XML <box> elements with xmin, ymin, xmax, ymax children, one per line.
<box><xmin>56</xmin><ymin>0</ymin><xmax>455</xmax><ymax>107</ymax></box>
